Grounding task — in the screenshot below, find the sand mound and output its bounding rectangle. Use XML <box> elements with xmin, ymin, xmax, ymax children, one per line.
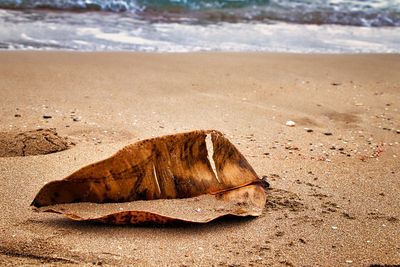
<box><xmin>0</xmin><ymin>128</ymin><xmax>71</xmax><ymax>157</ymax></box>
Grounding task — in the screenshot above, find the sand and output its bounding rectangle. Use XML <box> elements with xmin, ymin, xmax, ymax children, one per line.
<box><xmin>0</xmin><ymin>128</ymin><xmax>71</xmax><ymax>157</ymax></box>
<box><xmin>0</xmin><ymin>52</ymin><xmax>399</xmax><ymax>266</ymax></box>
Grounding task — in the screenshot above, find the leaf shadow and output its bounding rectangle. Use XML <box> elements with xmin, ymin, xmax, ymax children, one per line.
<box><xmin>35</xmin><ymin>214</ymin><xmax>256</xmax><ymax>236</ymax></box>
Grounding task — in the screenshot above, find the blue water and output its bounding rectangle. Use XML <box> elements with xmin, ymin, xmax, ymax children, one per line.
<box><xmin>0</xmin><ymin>0</ymin><xmax>399</xmax><ymax>52</ymax></box>
<box><xmin>1</xmin><ymin>0</ymin><xmax>400</xmax><ymax>26</ymax></box>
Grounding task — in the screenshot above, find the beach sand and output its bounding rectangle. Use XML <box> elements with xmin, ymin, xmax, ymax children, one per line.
<box><xmin>0</xmin><ymin>52</ymin><xmax>399</xmax><ymax>266</ymax></box>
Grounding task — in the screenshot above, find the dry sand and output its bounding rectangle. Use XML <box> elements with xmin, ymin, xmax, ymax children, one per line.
<box><xmin>0</xmin><ymin>52</ymin><xmax>399</xmax><ymax>266</ymax></box>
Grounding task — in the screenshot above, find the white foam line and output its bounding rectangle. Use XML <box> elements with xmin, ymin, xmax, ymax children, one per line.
<box><xmin>205</xmin><ymin>134</ymin><xmax>221</xmax><ymax>183</ymax></box>
<box><xmin>153</xmin><ymin>164</ymin><xmax>161</xmax><ymax>195</ymax></box>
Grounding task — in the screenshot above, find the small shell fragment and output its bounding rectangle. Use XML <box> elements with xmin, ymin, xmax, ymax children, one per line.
<box><xmin>286</xmin><ymin>120</ymin><xmax>296</xmax><ymax>127</ymax></box>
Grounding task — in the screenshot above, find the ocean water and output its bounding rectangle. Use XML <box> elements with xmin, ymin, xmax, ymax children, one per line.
<box><xmin>0</xmin><ymin>0</ymin><xmax>399</xmax><ymax>52</ymax></box>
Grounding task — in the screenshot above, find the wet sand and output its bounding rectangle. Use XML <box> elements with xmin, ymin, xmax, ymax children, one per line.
<box><xmin>0</xmin><ymin>52</ymin><xmax>399</xmax><ymax>266</ymax></box>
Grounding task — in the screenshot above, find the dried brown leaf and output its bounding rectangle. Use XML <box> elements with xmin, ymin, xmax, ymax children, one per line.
<box><xmin>32</xmin><ymin>130</ymin><xmax>267</xmax><ymax>224</ymax></box>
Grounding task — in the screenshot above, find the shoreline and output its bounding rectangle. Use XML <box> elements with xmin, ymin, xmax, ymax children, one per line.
<box><xmin>0</xmin><ymin>52</ymin><xmax>399</xmax><ymax>266</ymax></box>
<box><xmin>2</xmin><ymin>9</ymin><xmax>400</xmax><ymax>53</ymax></box>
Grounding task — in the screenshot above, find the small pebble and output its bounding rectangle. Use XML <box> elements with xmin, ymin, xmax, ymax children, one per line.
<box><xmin>331</xmin><ymin>226</ymin><xmax>338</xmax><ymax>230</ymax></box>
<box><xmin>286</xmin><ymin>120</ymin><xmax>296</xmax><ymax>127</ymax></box>
<box><xmin>346</xmin><ymin>260</ymin><xmax>353</xmax><ymax>264</ymax></box>
<box><xmin>304</xmin><ymin>128</ymin><xmax>313</xmax><ymax>133</ymax></box>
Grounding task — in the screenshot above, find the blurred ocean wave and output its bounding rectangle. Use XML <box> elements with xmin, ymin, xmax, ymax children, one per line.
<box><xmin>1</xmin><ymin>1</ymin><xmax>399</xmax><ymax>52</ymax></box>
<box><xmin>0</xmin><ymin>0</ymin><xmax>399</xmax><ymax>26</ymax></box>
<box><xmin>0</xmin><ymin>9</ymin><xmax>399</xmax><ymax>52</ymax></box>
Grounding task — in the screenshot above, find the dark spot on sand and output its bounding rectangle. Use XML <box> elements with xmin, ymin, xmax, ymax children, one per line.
<box><xmin>275</xmin><ymin>231</ymin><xmax>285</xmax><ymax>237</ymax></box>
<box><xmin>342</xmin><ymin>212</ymin><xmax>356</xmax><ymax>220</ymax></box>
<box><xmin>387</xmin><ymin>216</ymin><xmax>399</xmax><ymax>223</ymax></box>
<box><xmin>266</xmin><ymin>188</ymin><xmax>306</xmax><ymax>212</ymax></box>
<box><xmin>295</xmin><ymin>117</ymin><xmax>319</xmax><ymax>127</ymax></box>
<box><xmin>324</xmin><ymin>111</ymin><xmax>360</xmax><ymax>125</ymax></box>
